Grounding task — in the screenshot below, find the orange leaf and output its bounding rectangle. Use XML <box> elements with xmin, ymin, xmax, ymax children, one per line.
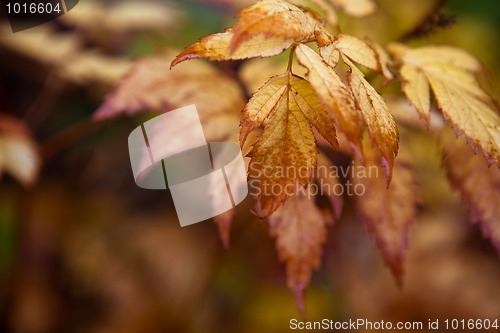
<box><xmin>296</xmin><ymin>44</ymin><xmax>363</xmax><ymax>160</ymax></box>
<box><xmin>440</xmin><ymin>126</ymin><xmax>500</xmax><ymax>254</ymax></box>
<box><xmin>246</xmin><ymin>72</ymin><xmax>337</xmax><ymax>216</ymax></box>
<box><xmin>268</xmin><ymin>187</ymin><xmax>327</xmax><ymax>316</ymax></box>
<box><xmin>366</xmin><ymin>38</ymin><xmax>395</xmax><ymax>83</ymax></box>
<box><xmin>231</xmin><ymin>0</ymin><xmax>317</xmax><ymax>53</ymax></box>
<box><xmin>344</xmin><ymin>56</ymin><xmax>399</xmax><ymax>183</ymax></box>
<box><xmin>171</xmin><ymin>29</ymin><xmax>294</xmax><ymax>67</ymax></box>
<box><xmin>353</xmin><ymin>138</ymin><xmax>420</xmax><ymax>285</ymax></box>
<box><xmin>94</xmin><ymin>50</ymin><xmax>246</xmax><ymax>129</ymax></box>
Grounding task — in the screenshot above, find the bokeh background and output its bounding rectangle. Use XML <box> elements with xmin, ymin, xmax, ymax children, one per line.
<box><xmin>1</xmin><ymin>0</ymin><xmax>500</xmax><ymax>332</ymax></box>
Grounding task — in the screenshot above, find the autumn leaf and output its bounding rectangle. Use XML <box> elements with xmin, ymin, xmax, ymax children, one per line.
<box><xmin>295</xmin><ymin>44</ymin><xmax>363</xmax><ymax>159</ymax></box>
<box><xmin>319</xmin><ymin>43</ymin><xmax>340</xmax><ymax>68</ymax></box>
<box><xmin>399</xmin><ymin>64</ymin><xmax>431</xmax><ymax>125</ymax></box>
<box><xmin>94</xmin><ymin>50</ymin><xmax>246</xmax><ymax>247</ymax></box>
<box><xmin>0</xmin><ymin>114</ymin><xmax>40</xmax><ymax>187</ymax></box>
<box><xmin>334</xmin><ymin>34</ymin><xmax>379</xmax><ymax>72</ymax></box>
<box><xmin>388</xmin><ymin>43</ymin><xmax>484</xmax><ymax>73</ymax></box>
<box><xmin>94</xmin><ymin>50</ymin><xmax>246</xmax><ymax>130</ymax></box>
<box><xmin>353</xmin><ymin>138</ymin><xmax>420</xmax><ymax>285</ymax></box>
<box><xmin>313</xmin><ymin>25</ymin><xmax>335</xmax><ymax>48</ymax></box>
<box><xmin>440</xmin><ymin>126</ymin><xmax>500</xmax><ymax>254</ymax></box>
<box><xmin>244</xmin><ymin>72</ymin><xmax>338</xmax><ymax>216</ymax></box>
<box><xmin>389</xmin><ymin>43</ymin><xmax>500</xmax><ymax>166</ymax></box>
<box><xmin>268</xmin><ymin>187</ymin><xmax>327</xmax><ymax>316</ymax></box>
<box><xmin>424</xmin><ymin>64</ymin><xmax>492</xmax><ymax>104</ymax></box>
<box><xmin>366</xmin><ymin>38</ymin><xmax>395</xmax><ymax>83</ymax></box>
<box><xmin>230</xmin><ymin>0</ymin><xmax>318</xmax><ymax>53</ymax></box>
<box><xmin>318</xmin><ymin>34</ymin><xmax>393</xmax><ymax>82</ymax></box>
<box><xmin>171</xmin><ymin>29</ymin><xmax>294</xmax><ymax>67</ymax></box>
<box><xmin>344</xmin><ymin>56</ymin><xmax>399</xmax><ymax>182</ymax></box>
<box><xmin>328</xmin><ymin>0</ymin><xmax>376</xmax><ymax>17</ymax></box>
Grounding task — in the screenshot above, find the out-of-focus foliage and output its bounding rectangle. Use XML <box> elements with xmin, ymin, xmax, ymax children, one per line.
<box><xmin>1</xmin><ymin>0</ymin><xmax>500</xmax><ymax>332</ymax></box>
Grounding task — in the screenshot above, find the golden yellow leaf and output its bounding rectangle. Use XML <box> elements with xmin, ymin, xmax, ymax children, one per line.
<box><xmin>213</xmin><ymin>211</ymin><xmax>234</xmax><ymax>250</ymax></box>
<box><xmin>295</xmin><ymin>44</ymin><xmax>363</xmax><ymax>159</ymax></box>
<box><xmin>329</xmin><ymin>0</ymin><xmax>376</xmax><ymax>17</ymax></box>
<box><xmin>354</xmin><ymin>139</ymin><xmax>420</xmax><ymax>285</ymax></box>
<box><xmin>245</xmin><ymin>72</ymin><xmax>338</xmax><ymax>215</ymax></box>
<box><xmin>94</xmin><ymin>50</ymin><xmax>246</xmax><ymax>127</ymax></box>
<box><xmin>344</xmin><ymin>57</ymin><xmax>399</xmax><ymax>182</ymax></box>
<box><xmin>171</xmin><ymin>29</ymin><xmax>294</xmax><ymax>67</ymax></box>
<box><xmin>335</xmin><ymin>34</ymin><xmax>379</xmax><ymax>72</ymax></box>
<box><xmin>319</xmin><ymin>43</ymin><xmax>340</xmax><ymax>68</ymax></box>
<box><xmin>231</xmin><ymin>0</ymin><xmax>318</xmax><ymax>53</ymax></box>
<box><xmin>422</xmin><ymin>64</ymin><xmax>491</xmax><ymax>104</ymax></box>
<box><xmin>289</xmin><ymin>75</ymin><xmax>339</xmax><ymax>149</ymax></box>
<box><xmin>440</xmin><ymin>126</ymin><xmax>500</xmax><ymax>254</ymax></box>
<box><xmin>240</xmin><ymin>74</ymin><xmax>289</xmax><ymax>146</ymax></box>
<box><xmin>399</xmin><ymin>64</ymin><xmax>431</xmax><ymax>125</ymax></box>
<box><xmin>388</xmin><ymin>43</ymin><xmax>484</xmax><ymax>74</ymax></box>
<box><xmin>268</xmin><ymin>187</ymin><xmax>327</xmax><ymax>316</ymax></box>
<box><xmin>313</xmin><ymin>25</ymin><xmax>335</xmax><ymax>48</ymax></box>
<box><xmin>425</xmin><ymin>70</ymin><xmax>500</xmax><ymax>165</ymax></box>
<box><xmin>390</xmin><ymin>43</ymin><xmax>500</xmax><ymax>166</ymax></box>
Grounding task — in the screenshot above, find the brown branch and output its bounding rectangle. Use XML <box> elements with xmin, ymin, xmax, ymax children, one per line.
<box><xmin>40</xmin><ymin>117</ymin><xmax>107</xmax><ymax>162</ymax></box>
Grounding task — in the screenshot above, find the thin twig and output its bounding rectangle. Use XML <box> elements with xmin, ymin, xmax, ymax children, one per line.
<box><xmin>40</xmin><ymin>117</ymin><xmax>107</xmax><ymax>161</ymax></box>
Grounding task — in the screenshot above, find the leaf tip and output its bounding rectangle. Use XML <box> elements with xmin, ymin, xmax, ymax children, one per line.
<box><xmin>170</xmin><ymin>51</ymin><xmax>195</xmax><ymax>69</ymax></box>
<box><xmin>293</xmin><ymin>285</ymin><xmax>306</xmax><ymax>318</ymax></box>
<box><xmin>214</xmin><ymin>210</ymin><xmax>234</xmax><ymax>250</ymax></box>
